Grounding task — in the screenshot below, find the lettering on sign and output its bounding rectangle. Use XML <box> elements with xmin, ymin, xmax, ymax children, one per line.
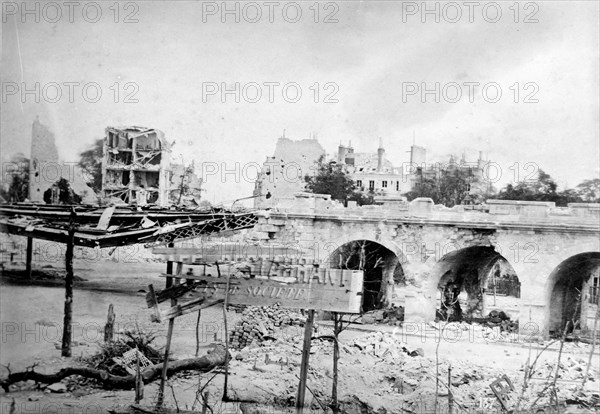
<box><xmin>148</xmin><ymin>262</ymin><xmax>364</xmax><ymax>320</ymax></box>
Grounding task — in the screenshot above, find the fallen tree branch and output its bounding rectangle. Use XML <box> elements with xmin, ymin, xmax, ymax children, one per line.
<box><xmin>1</xmin><ymin>344</ymin><xmax>227</xmax><ymax>392</ymax></box>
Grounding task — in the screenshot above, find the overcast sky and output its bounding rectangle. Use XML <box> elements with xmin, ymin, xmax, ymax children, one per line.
<box><xmin>2</xmin><ymin>1</ymin><xmax>599</xmax><ymax>203</ymax></box>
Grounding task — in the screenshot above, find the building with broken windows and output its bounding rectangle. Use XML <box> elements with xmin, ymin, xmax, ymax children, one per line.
<box><xmin>101</xmin><ymin>126</ymin><xmax>171</xmax><ymax>206</ymax></box>
<box><xmin>253</xmin><ymin>136</ymin><xmax>325</xmax><ymax>208</ymax></box>
<box><xmin>338</xmin><ymin>139</ymin><xmax>410</xmax><ymax>198</ymax></box>
<box><xmin>253</xmin><ymin>135</ymin><xmax>495</xmax><ymax>207</ymax></box>
<box><xmin>338</xmin><ymin>141</ymin><xmax>494</xmax><ymax>203</ymax></box>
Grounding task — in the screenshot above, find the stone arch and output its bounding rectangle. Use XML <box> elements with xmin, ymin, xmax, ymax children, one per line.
<box><xmin>545</xmin><ymin>252</ymin><xmax>600</xmax><ymax>336</ymax></box>
<box><xmin>540</xmin><ymin>241</ymin><xmax>600</xmax><ymax>276</ymax></box>
<box><xmin>325</xmin><ymin>239</ymin><xmax>405</xmax><ymax>312</ymax></box>
<box><xmin>426</xmin><ymin>245</ymin><xmax>521</xmax><ymax>321</ymax></box>
<box><xmin>314</xmin><ymin>231</ymin><xmax>408</xmax><ymax>266</ymax></box>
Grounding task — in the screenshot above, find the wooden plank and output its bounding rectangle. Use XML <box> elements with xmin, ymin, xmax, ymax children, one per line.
<box><xmin>153</xmin><ymin>268</ymin><xmax>363</xmax><ymax>315</ymax></box>
<box><xmin>160</xmin><ymin>298</ymin><xmax>223</xmax><ymax>320</ymax></box>
<box><xmin>96</xmin><ymin>206</ymin><xmax>116</xmax><ymax>230</ymax></box>
<box><xmin>151</xmin><ymin>246</ymin><xmax>305</xmax><ymax>263</ymax></box>
<box><xmin>0</xmin><ymin>220</ymin><xmax>157</xmax><ymax>248</ymax></box>
<box><xmin>147</xmin><ymin>284</ymin><xmax>162</xmax><ymax>323</ymax></box>
<box><xmin>146</xmin><ymin>280</ymin><xmax>204</xmax><ymax>306</ymax></box>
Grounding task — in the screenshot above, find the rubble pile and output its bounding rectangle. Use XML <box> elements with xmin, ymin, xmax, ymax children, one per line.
<box><xmin>349</xmin><ymin>332</ymin><xmax>600</xmax><ymax>411</ymax></box>
<box><xmin>229</xmin><ymin>304</ymin><xmax>307</xmax><ymax>349</ymax></box>
<box><xmin>425</xmin><ymin>320</ymin><xmax>521</xmax><ymax>343</ymax></box>
<box><xmin>486</xmin><ymin>310</ymin><xmax>518</xmax><ymax>333</ymax></box>
<box><xmin>359</xmin><ymin>306</ymin><xmax>404</xmax><ymax>325</ymax></box>
<box><xmin>520</xmin><ymin>355</ymin><xmax>600</xmax><ymax>406</ymax></box>
<box><xmin>352</xmin><ymin>331</ymin><xmax>424</xmax><ymax>358</ymax></box>
<box><xmin>225</xmin><ymin>329</ymin><xmax>600</xmax><ymax>413</ymax></box>
<box><xmin>345</xmin><ymin>332</ymin><xmax>503</xmax><ymax>410</ymax></box>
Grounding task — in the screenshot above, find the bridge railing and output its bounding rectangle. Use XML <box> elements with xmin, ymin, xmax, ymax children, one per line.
<box><xmin>268</xmin><ymin>194</ymin><xmax>600</xmax><ymax>228</ymax></box>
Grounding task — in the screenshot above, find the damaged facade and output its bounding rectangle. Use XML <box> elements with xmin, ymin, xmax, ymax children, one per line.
<box><xmin>169</xmin><ymin>162</ymin><xmax>203</xmax><ymax>206</ymax></box>
<box><xmin>253</xmin><ymin>135</ymin><xmax>325</xmax><ymax>208</ymax></box>
<box><xmin>338</xmin><ymin>141</ymin><xmax>494</xmax><ymax>202</ymax></box>
<box><xmin>337</xmin><ymin>139</ymin><xmax>409</xmax><ymax>197</ymax></box>
<box><xmin>101</xmin><ymin>126</ymin><xmax>171</xmax><ymax>206</ymax></box>
<box><xmin>254</xmin><ymin>135</ymin><xmax>494</xmax><ymax>207</ymax></box>
<box><xmin>29</xmin><ymin>118</ymin><xmax>96</xmax><ymax>204</ymax></box>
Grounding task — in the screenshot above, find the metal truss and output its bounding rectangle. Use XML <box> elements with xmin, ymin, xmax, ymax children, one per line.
<box><xmin>144</xmin><ymin>212</ymin><xmax>258</xmax><ymax>247</ymax></box>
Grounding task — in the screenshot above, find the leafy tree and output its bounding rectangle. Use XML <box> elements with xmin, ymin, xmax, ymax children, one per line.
<box><xmin>3</xmin><ymin>174</ymin><xmax>29</xmax><ymax>202</ymax></box>
<box><xmin>406</xmin><ymin>167</ymin><xmax>474</xmax><ymax>207</ymax></box>
<box><xmin>57</xmin><ymin>178</ymin><xmax>82</xmax><ymax>204</ymax></box>
<box><xmin>554</xmin><ymin>188</ymin><xmax>583</xmax><ymax>206</ymax></box>
<box><xmin>496</xmin><ymin>169</ymin><xmax>557</xmax><ymax>202</ymax></box>
<box><xmin>78</xmin><ymin>138</ymin><xmax>103</xmax><ymax>193</ymax></box>
<box><xmin>496</xmin><ymin>169</ymin><xmax>589</xmax><ymax>206</ymax></box>
<box><xmin>0</xmin><ymin>155</ymin><xmax>30</xmax><ymax>202</ymax></box>
<box><xmin>43</xmin><ymin>178</ymin><xmax>82</xmax><ymax>204</ymax></box>
<box><xmin>406</xmin><ymin>172</ymin><xmax>439</xmax><ymax>201</ymax></box>
<box><xmin>304</xmin><ymin>157</ymin><xmax>374</xmax><ymax>206</ymax></box>
<box><xmin>575</xmin><ymin>178</ymin><xmax>600</xmax><ymax>203</ymax></box>
<box><xmin>438</xmin><ymin>168</ymin><xmax>473</xmax><ymax>207</ymax></box>
<box><xmin>348</xmin><ymin>189</ymin><xmax>376</xmax><ymax>206</ymax></box>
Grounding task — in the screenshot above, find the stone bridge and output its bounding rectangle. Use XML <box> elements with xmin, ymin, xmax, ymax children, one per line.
<box><xmin>250</xmin><ymin>195</ymin><xmax>600</xmax><ymax>337</ymax></box>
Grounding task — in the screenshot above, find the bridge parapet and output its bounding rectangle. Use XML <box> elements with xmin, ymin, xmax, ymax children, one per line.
<box><xmin>263</xmin><ymin>194</ymin><xmax>600</xmax><ymax>231</ymax></box>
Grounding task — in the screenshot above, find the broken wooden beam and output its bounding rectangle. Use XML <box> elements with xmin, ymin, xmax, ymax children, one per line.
<box><xmin>0</xmin><ymin>344</ymin><xmax>228</xmax><ymax>392</ymax></box>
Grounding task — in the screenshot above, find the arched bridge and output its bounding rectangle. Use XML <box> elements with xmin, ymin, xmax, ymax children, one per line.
<box><xmin>250</xmin><ymin>195</ymin><xmax>600</xmax><ymax>337</ymax></box>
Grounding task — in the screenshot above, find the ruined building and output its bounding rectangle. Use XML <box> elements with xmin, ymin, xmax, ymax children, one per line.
<box><xmin>253</xmin><ymin>135</ymin><xmax>325</xmax><ymax>208</ymax></box>
<box><xmin>338</xmin><ymin>141</ymin><xmax>493</xmax><ymax>203</ymax></box>
<box><xmin>29</xmin><ymin>118</ymin><xmax>96</xmax><ymax>204</ymax></box>
<box><xmin>254</xmin><ymin>134</ymin><xmax>494</xmax><ymax>207</ymax></box>
<box><xmin>101</xmin><ymin>126</ymin><xmax>171</xmax><ymax>206</ymax></box>
<box><xmin>410</xmin><ymin>150</ymin><xmax>494</xmax><ymax>203</ymax></box>
<box><xmin>169</xmin><ymin>162</ymin><xmax>204</xmax><ymax>206</ymax></box>
<box><xmin>338</xmin><ymin>139</ymin><xmax>411</xmax><ymax>198</ymax></box>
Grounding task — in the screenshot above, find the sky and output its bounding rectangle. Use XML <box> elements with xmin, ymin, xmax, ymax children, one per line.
<box><xmin>1</xmin><ymin>0</ymin><xmax>599</xmax><ymax>204</ymax></box>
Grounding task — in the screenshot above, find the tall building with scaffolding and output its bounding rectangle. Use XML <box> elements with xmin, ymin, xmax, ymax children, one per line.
<box><xmin>101</xmin><ymin>126</ymin><xmax>171</xmax><ymax>206</ymax></box>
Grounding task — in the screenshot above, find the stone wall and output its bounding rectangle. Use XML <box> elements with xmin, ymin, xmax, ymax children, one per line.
<box><xmin>253</xmin><ymin>137</ymin><xmax>325</xmax><ymax>208</ymax></box>
<box><xmin>248</xmin><ymin>194</ymin><xmax>600</xmax><ymax>336</ymax></box>
<box><xmin>29</xmin><ymin>118</ymin><xmax>96</xmax><ymax>204</ymax></box>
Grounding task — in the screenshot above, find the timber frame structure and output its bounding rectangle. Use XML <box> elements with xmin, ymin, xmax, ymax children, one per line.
<box><xmin>102</xmin><ymin>126</ymin><xmax>171</xmax><ymax>206</ymax></box>
<box><xmin>0</xmin><ymin>202</ymin><xmax>259</xmax><ymax>363</ymax></box>
<box><xmin>0</xmin><ymin>204</ymin><xmax>259</xmax><ymax>249</ymax></box>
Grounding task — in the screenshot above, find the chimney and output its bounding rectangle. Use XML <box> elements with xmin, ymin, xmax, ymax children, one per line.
<box><xmin>337</xmin><ymin>144</ymin><xmax>347</xmax><ymax>164</ymax></box>
<box><xmin>377</xmin><ymin>137</ymin><xmax>385</xmax><ymax>172</ymax></box>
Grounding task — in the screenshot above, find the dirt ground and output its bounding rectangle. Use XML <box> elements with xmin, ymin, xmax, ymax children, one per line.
<box><xmin>1</xmin><ymin>256</ymin><xmax>599</xmax><ymax>414</ymax></box>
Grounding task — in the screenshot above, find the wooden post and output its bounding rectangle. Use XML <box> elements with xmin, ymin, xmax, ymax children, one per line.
<box><xmin>61</xmin><ymin>208</ymin><xmax>76</xmax><ymax>357</ymax></box>
<box><xmin>296</xmin><ymin>309</ymin><xmax>315</xmax><ymax>413</ymax></box>
<box><xmin>166</xmin><ymin>242</ymin><xmax>175</xmax><ymax>285</ymax></box>
<box><xmin>331</xmin><ymin>312</ymin><xmax>341</xmax><ymax>413</ymax></box>
<box><xmin>25</xmin><ymin>237</ymin><xmax>33</xmax><ymax>279</ymax></box>
<box><xmin>104</xmin><ymin>304</ymin><xmax>115</xmax><ymax>343</ymax></box>
<box><xmin>135</xmin><ymin>347</ymin><xmax>144</xmax><ymax>403</ymax></box>
<box><xmin>195</xmin><ymin>309</ymin><xmax>202</xmax><ymax>357</ymax></box>
<box><xmin>201</xmin><ymin>390</ymin><xmax>210</xmax><ymax>414</ymax></box>
<box><xmin>448</xmin><ymin>364</ymin><xmax>454</xmax><ymax>414</ymax></box>
<box><xmin>156</xmin><ymin>261</ymin><xmax>181</xmax><ymax>409</ymax></box>
<box><xmin>492</xmin><ymin>263</ymin><xmax>497</xmax><ymax>307</ymax></box>
<box><xmin>218</xmin><ymin>262</ymin><xmax>231</xmax><ymax>400</ymax></box>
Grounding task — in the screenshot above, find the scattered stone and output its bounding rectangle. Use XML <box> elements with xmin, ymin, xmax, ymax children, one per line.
<box><xmin>409</xmin><ymin>347</ymin><xmax>424</xmax><ymax>357</ymax></box>
<box><xmin>46</xmin><ymin>383</ymin><xmax>67</xmax><ymax>393</ymax></box>
<box><xmin>229</xmin><ymin>304</ymin><xmax>313</xmax><ymax>349</ymax></box>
